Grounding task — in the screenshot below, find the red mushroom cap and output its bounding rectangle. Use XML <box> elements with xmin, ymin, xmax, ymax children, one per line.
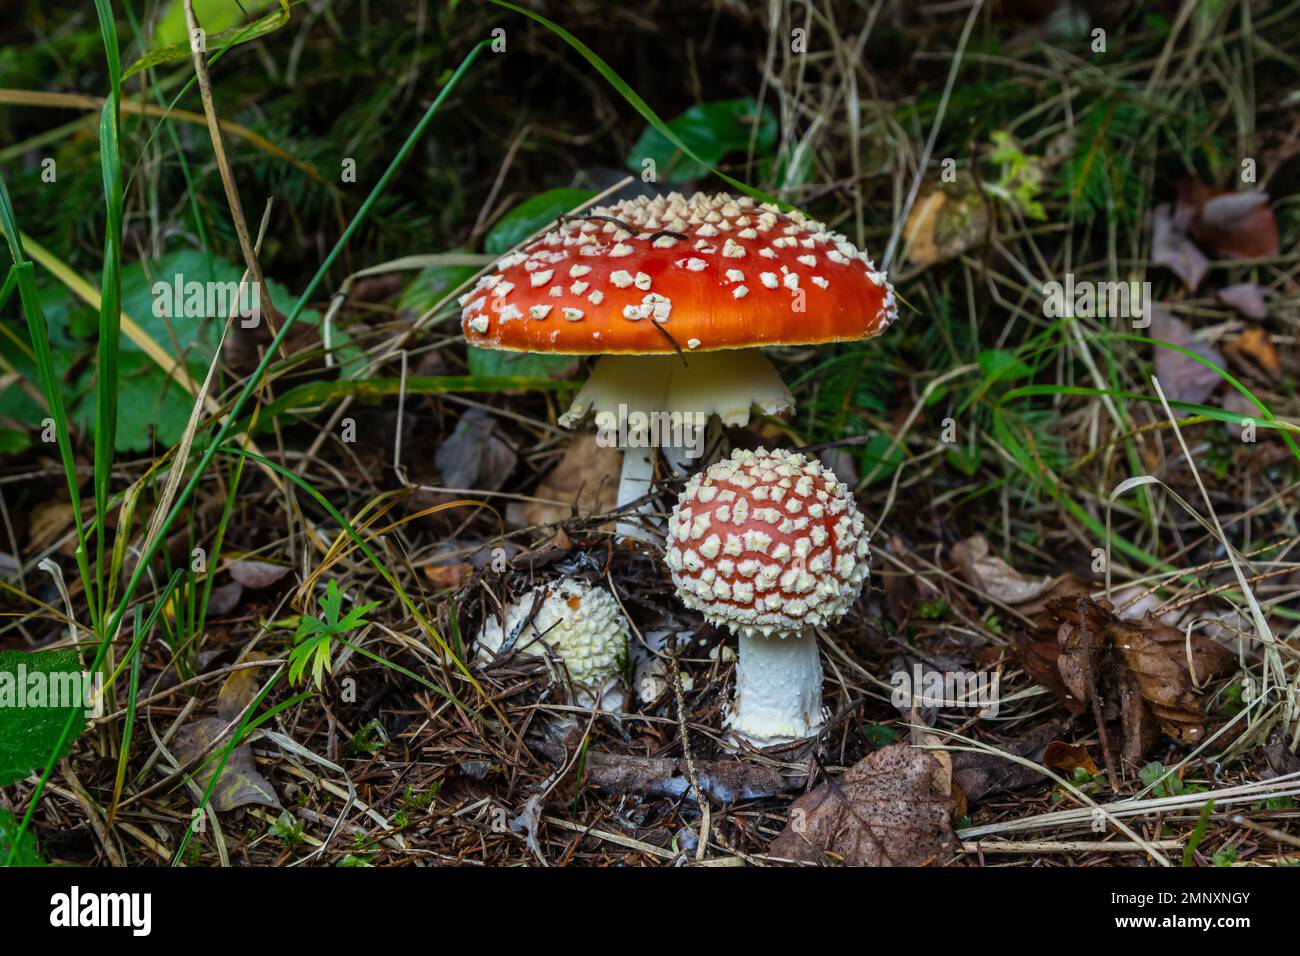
<box><xmin>664</xmin><ymin>447</ymin><xmax>871</xmax><ymax>636</ymax></box>
<box><xmin>460</xmin><ymin>192</ymin><xmax>898</xmax><ymax>355</ymax></box>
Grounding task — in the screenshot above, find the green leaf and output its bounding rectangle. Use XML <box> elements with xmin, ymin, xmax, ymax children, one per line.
<box><xmin>1182</xmin><ymin>799</ymin><xmax>1215</xmax><ymax>867</ymax></box>
<box><xmin>626</xmin><ymin>98</ymin><xmax>778</xmax><ymax>183</ymax></box>
<box><xmin>0</xmin><ymin>808</ymin><xmax>45</xmax><ymax>867</ymax></box>
<box><xmin>125</xmin><ymin>0</ymin><xmax>288</xmax><ymax>79</ymax></box>
<box><xmin>0</xmin><ymin>427</ymin><xmax>29</xmax><ymax>455</ymax></box>
<box><xmin>398</xmin><ymin>260</ymin><xmax>480</xmax><ymax>315</ymax></box>
<box><xmin>978</xmin><ymin>348</ymin><xmax>1035</xmax><ymax>383</ymax></box>
<box><xmin>858</xmin><ymin>432</ymin><xmax>904</xmax><ymax>485</ymax></box>
<box><xmin>485</xmin><ymin>189</ymin><xmax>596</xmax><ymax>256</ymax></box>
<box><xmin>0</xmin><ymin>649</ymin><xmax>89</xmax><ymax>787</ymax></box>
<box><xmin>61</xmin><ymin>249</ymin><xmax>320</xmax><ymax>452</ymax></box>
<box><xmin>467</xmin><ymin>346</ymin><xmax>577</xmax><ymax>381</ymax></box>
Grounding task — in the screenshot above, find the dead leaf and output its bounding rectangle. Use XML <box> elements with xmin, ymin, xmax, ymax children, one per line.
<box><xmin>950</xmin><ymin>534</ymin><xmax>1055</xmax><ymax>604</ymax></box>
<box><xmin>205</xmin><ymin>580</ymin><xmax>243</xmax><ymax>617</ymax></box>
<box><xmin>1110</xmin><ymin>616</ymin><xmax>1234</xmax><ymax>745</ymax></box>
<box><xmin>522</xmin><ymin>433</ymin><xmax>622</xmax><ymax>526</ymax></box>
<box><xmin>170</xmin><ymin>717</ymin><xmax>279</xmax><ymax>813</ymax></box>
<box><xmin>768</xmin><ymin>744</ymin><xmax>956</xmax><ymax>866</ymax></box>
<box><xmin>1262</xmin><ymin>740</ymin><xmax>1300</xmax><ymax>779</ymax></box>
<box><xmin>229</xmin><ymin>559</ymin><xmax>291</xmax><ymax>589</ymax></box>
<box><xmin>1225</xmin><ymin>327</ymin><xmax>1281</xmax><ymax>377</ymax></box>
<box><xmin>1012</xmin><ymin>630</ymin><xmax>1077</xmax><ymax>711</ymax></box>
<box><xmin>1151</xmin><ymin>203</ymin><xmax>1209</xmax><ymax>292</ymax></box>
<box><xmin>1149</xmin><ymin>305</ymin><xmax>1224</xmax><ymax>404</ymax></box>
<box><xmin>902</xmin><ymin>187</ymin><xmax>988</xmax><ymax>267</ymax></box>
<box><xmin>1217</xmin><ymin>283</ymin><xmax>1268</xmax><ymax>320</ymax></box>
<box><xmin>25</xmin><ymin>500</ymin><xmax>77</xmax><ymax>556</ymax></box>
<box><xmin>1051</xmin><ymin>597</ymin><xmax>1112</xmax><ymax>711</ymax></box>
<box><xmin>424</xmin><ymin>562</ymin><xmax>473</xmax><ymax>589</ymax></box>
<box><xmin>1026</xmin><ymin>598</ymin><xmax>1235</xmax><ymax>763</ymax></box>
<box><xmin>436</xmin><ymin>408</ymin><xmax>517</xmax><ymax>492</ymax></box>
<box><xmin>1042</xmin><ymin>740</ymin><xmax>1099</xmax><ymax>777</ymax></box>
<box><xmin>217</xmin><ymin>652</ymin><xmax>269</xmax><ymax>723</ymax></box>
<box><xmin>1181</xmin><ymin>178</ymin><xmax>1279</xmax><ymax>260</ymax></box>
<box><xmin>951</xmin><ymin>720</ymin><xmax>1065</xmax><ymax>802</ymax></box>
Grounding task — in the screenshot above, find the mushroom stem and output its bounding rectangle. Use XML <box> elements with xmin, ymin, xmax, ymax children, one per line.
<box><xmin>615</xmin><ymin>444</ymin><xmax>656</xmax><ymax>540</ymax></box>
<box><xmin>726</xmin><ymin>628</ymin><xmax>824</xmax><ymax>747</ymax></box>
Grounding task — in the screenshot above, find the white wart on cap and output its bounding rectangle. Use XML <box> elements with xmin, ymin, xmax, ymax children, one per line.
<box><xmin>461</xmin><ymin>191</ymin><xmax>898</xmax><ymax>355</ymax></box>
<box><xmin>665</xmin><ymin>447</ymin><xmax>870</xmax><ymax>636</ymax></box>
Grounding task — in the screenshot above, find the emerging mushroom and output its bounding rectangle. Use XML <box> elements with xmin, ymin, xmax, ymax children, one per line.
<box><xmin>664</xmin><ymin>448</ymin><xmax>870</xmax><ymax>746</ymax></box>
<box><xmin>476</xmin><ymin>578</ymin><xmax>630</xmax><ymax>712</ymax></box>
<box><xmin>460</xmin><ymin>192</ymin><xmax>897</xmax><ymax>530</ymax></box>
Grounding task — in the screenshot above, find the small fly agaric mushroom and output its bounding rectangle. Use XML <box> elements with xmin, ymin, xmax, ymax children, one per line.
<box><xmin>476</xmin><ymin>578</ymin><xmax>630</xmax><ymax>712</ymax></box>
<box><xmin>664</xmin><ymin>448</ymin><xmax>870</xmax><ymax>746</ymax></box>
<box><xmin>460</xmin><ymin>192</ymin><xmax>897</xmax><ymax>533</ymax></box>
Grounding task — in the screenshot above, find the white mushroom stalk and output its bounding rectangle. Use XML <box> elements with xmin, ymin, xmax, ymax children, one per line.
<box><xmin>459</xmin><ymin>191</ymin><xmax>898</xmax><ymax>540</ymax></box>
<box><xmin>476</xmin><ymin>578</ymin><xmax>631</xmax><ymax>712</ymax></box>
<box><xmin>665</xmin><ymin>448</ymin><xmax>871</xmax><ymax>746</ymax></box>
<box><xmin>560</xmin><ymin>351</ymin><xmax>794</xmax><ymax>535</ymax></box>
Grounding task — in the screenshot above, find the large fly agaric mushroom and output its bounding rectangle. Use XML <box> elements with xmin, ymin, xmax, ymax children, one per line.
<box><xmin>459</xmin><ymin>192</ymin><xmax>897</xmax><ymax>530</ymax></box>
<box><xmin>664</xmin><ymin>447</ymin><xmax>871</xmax><ymax>746</ymax></box>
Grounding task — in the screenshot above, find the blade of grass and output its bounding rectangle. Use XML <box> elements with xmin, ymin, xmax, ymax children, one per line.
<box><xmin>1182</xmin><ymin>798</ymin><xmax>1215</xmax><ymax>866</ymax></box>
<box><xmin>92</xmin><ymin>0</ymin><xmax>124</xmax><ymax>625</ymax></box>
<box><xmin>6</xmin><ymin>39</ymin><xmax>493</xmax><ymax>865</ymax></box>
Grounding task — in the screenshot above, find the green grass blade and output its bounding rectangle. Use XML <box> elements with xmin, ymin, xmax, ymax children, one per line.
<box><xmin>6</xmin><ymin>38</ymin><xmax>493</xmax><ymax>863</ymax></box>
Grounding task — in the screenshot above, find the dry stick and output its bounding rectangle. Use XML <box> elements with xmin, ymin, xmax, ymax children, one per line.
<box><xmin>182</xmin><ymin>0</ymin><xmax>282</xmax><ymax>342</ymax></box>
<box><xmin>1077</xmin><ymin>597</ymin><xmax>1120</xmax><ymax>792</ymax></box>
<box><xmin>666</xmin><ymin>640</ymin><xmax>710</xmax><ymax>862</ymax></box>
<box><xmin>960</xmin><ymin>839</ymin><xmax>1183</xmax><ymax>855</ymax></box>
<box><xmin>1228</xmin><ymin>814</ymin><xmax>1300</xmax><ymax>849</ymax></box>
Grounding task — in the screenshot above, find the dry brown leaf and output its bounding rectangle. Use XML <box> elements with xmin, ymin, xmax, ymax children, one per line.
<box><xmin>436</xmin><ymin>408</ymin><xmax>517</xmax><ymax>492</ymax></box>
<box><xmin>768</xmin><ymin>744</ymin><xmax>956</xmax><ymax>866</ymax></box>
<box><xmin>424</xmin><ymin>562</ymin><xmax>473</xmax><ymax>589</ymax></box>
<box><xmin>25</xmin><ymin>500</ymin><xmax>77</xmax><ymax>556</ymax></box>
<box><xmin>951</xmin><ymin>720</ymin><xmax>1065</xmax><ymax>802</ymax></box>
<box><xmin>1111</xmin><ymin>616</ymin><xmax>1235</xmax><ymax>746</ymax></box>
<box><xmin>902</xmin><ymin>186</ymin><xmax>988</xmax><ymax>267</ymax></box>
<box><xmin>217</xmin><ymin>651</ymin><xmax>269</xmax><ymax>723</ymax></box>
<box><xmin>1181</xmin><ymin>178</ymin><xmax>1280</xmax><ymax>260</ymax></box>
<box><xmin>950</xmin><ymin>534</ymin><xmax>1055</xmax><ymax>604</ymax></box>
<box><xmin>1225</xmin><ymin>327</ymin><xmax>1281</xmax><ymax>377</ymax></box>
<box><xmin>1012</xmin><ymin>630</ymin><xmax>1076</xmax><ymax>711</ymax></box>
<box><xmin>171</xmin><ymin>717</ymin><xmax>280</xmax><ymax>813</ymax></box>
<box><xmin>206</xmin><ymin>580</ymin><xmax>243</xmax><ymax>617</ymax></box>
<box><xmin>523</xmin><ymin>433</ymin><xmax>622</xmax><ymax>526</ymax></box>
<box><xmin>1042</xmin><ymin>740</ymin><xmax>1099</xmax><ymax>777</ymax></box>
<box><xmin>1024</xmin><ymin>598</ymin><xmax>1235</xmax><ymax>761</ymax></box>
<box><xmin>1117</xmin><ymin>664</ymin><xmax>1160</xmax><ymax>766</ymax></box>
<box><xmin>1051</xmin><ymin>597</ymin><xmax>1112</xmax><ymax>712</ymax></box>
